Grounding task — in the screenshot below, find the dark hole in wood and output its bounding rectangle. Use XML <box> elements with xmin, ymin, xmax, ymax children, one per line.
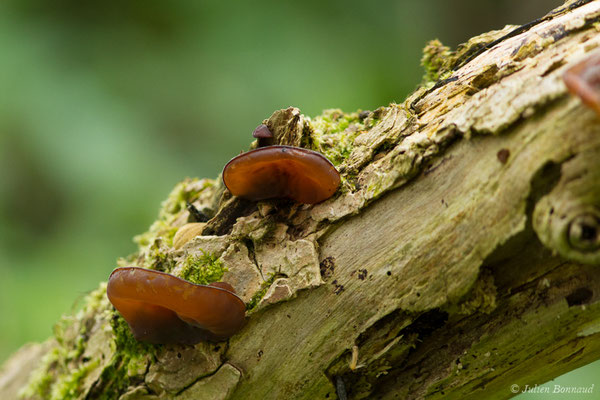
<box><xmin>581</xmin><ymin>224</ymin><xmax>597</xmax><ymax>241</ymax></box>
<box><xmin>566</xmin><ymin>287</ymin><xmax>593</xmax><ymax>306</ymax></box>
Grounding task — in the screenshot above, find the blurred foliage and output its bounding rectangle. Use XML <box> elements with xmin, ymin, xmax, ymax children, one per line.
<box><xmin>2</xmin><ymin>0</ymin><xmax>598</xmax><ymax>392</ymax></box>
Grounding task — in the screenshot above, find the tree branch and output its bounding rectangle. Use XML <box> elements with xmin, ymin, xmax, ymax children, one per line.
<box><xmin>3</xmin><ymin>1</ymin><xmax>600</xmax><ymax>399</ymax></box>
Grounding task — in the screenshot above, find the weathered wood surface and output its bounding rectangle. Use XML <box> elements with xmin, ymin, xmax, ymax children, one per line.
<box><xmin>2</xmin><ymin>1</ymin><xmax>600</xmax><ymax>399</ymax></box>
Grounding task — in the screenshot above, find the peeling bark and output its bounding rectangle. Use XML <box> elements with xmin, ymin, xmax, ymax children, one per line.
<box><xmin>2</xmin><ymin>1</ymin><xmax>600</xmax><ymax>399</ymax></box>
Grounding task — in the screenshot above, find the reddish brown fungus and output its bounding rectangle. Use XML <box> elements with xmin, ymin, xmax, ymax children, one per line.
<box><xmin>563</xmin><ymin>51</ymin><xmax>600</xmax><ymax>115</ymax></box>
<box><xmin>252</xmin><ymin>124</ymin><xmax>273</xmax><ymax>139</ymax></box>
<box><xmin>107</xmin><ymin>267</ymin><xmax>245</xmax><ymax>344</ymax></box>
<box><xmin>222</xmin><ymin>145</ymin><xmax>340</xmax><ymax>204</ymax></box>
<box><xmin>497</xmin><ymin>148</ymin><xmax>510</xmax><ymax>164</ymax></box>
<box><xmin>252</xmin><ymin>124</ymin><xmax>274</xmax><ymax>148</ymax></box>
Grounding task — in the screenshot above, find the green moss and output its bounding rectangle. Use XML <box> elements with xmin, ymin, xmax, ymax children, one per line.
<box><xmin>83</xmin><ymin>318</ymin><xmax>153</xmax><ymax>400</ymax></box>
<box><xmin>111</xmin><ymin>314</ymin><xmax>156</xmax><ymax>369</ymax></box>
<box><xmin>135</xmin><ymin>221</ymin><xmax>179</xmax><ymax>248</ymax></box>
<box><xmin>144</xmin><ymin>237</ymin><xmax>175</xmax><ymax>272</ymax></box>
<box><xmin>81</xmin><ymin>282</ymin><xmax>110</xmax><ymax>315</ymax></box>
<box><xmin>369</xmin><ymin>114</ymin><xmax>381</xmax><ymax>128</ymax></box>
<box><xmin>19</xmin><ymin>282</ymin><xmax>158</xmax><ymax>400</ymax></box>
<box><xmin>420</xmin><ymin>26</ymin><xmax>518</xmax><ymax>90</ymax></box>
<box><xmin>93</xmin><ymin>314</ymin><xmax>157</xmax><ymax>399</ymax></box>
<box><xmin>452</xmin><ymin>270</ymin><xmax>497</xmax><ymax>315</ymax></box>
<box><xmin>111</xmin><ymin>315</ymin><xmax>151</xmax><ymax>358</ymax></box>
<box><xmin>20</xmin><ymin>332</ymin><xmax>95</xmax><ymax>399</ymax></box>
<box><xmin>134</xmin><ymin>178</ymin><xmax>215</xmax><ymax>250</ymax></box>
<box><xmin>310</xmin><ymin>109</ymin><xmax>365</xmax><ymax>167</ymax></box>
<box><xmin>161</xmin><ymin>178</ymin><xmax>214</xmax><ymax>217</ymax></box>
<box><xmin>20</xmin><ymin>287</ymin><xmax>108</xmax><ymax>400</ymax></box>
<box><xmin>246</xmin><ymin>273</ymin><xmax>277</xmax><ymax>311</ymax></box>
<box><xmin>19</xmin><ymin>347</ymin><xmax>62</xmax><ymax>399</ymax></box>
<box><xmin>180</xmin><ymin>250</ymin><xmax>227</xmax><ymax>285</ymax></box>
<box><xmin>50</xmin><ymin>359</ymin><xmax>100</xmax><ymax>400</ymax></box>
<box><xmin>337</xmin><ymin>175</ymin><xmax>356</xmax><ymax>194</ymax></box>
<box><xmin>421</xmin><ymin>39</ymin><xmax>452</xmax><ymax>85</ymax></box>
<box><xmin>19</xmin><ymin>179</ymin><xmax>224</xmax><ymax>399</ymax></box>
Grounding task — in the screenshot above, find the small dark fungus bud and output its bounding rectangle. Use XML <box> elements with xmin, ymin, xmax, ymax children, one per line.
<box><xmin>252</xmin><ymin>124</ymin><xmax>274</xmax><ymax>148</ymax></box>
<box><xmin>563</xmin><ymin>51</ymin><xmax>600</xmax><ymax>115</ymax></box>
<box><xmin>107</xmin><ymin>267</ymin><xmax>245</xmax><ymax>344</ymax></box>
<box><xmin>358</xmin><ymin>110</ymin><xmax>370</xmax><ymax>120</ymax></box>
<box><xmin>497</xmin><ymin>148</ymin><xmax>510</xmax><ymax>164</ymax></box>
<box><xmin>252</xmin><ymin>124</ymin><xmax>273</xmax><ymax>139</ymax></box>
<box><xmin>320</xmin><ymin>257</ymin><xmax>335</xmax><ymax>280</ymax></box>
<box><xmin>222</xmin><ymin>145</ymin><xmax>340</xmax><ymax>204</ymax></box>
<box><xmin>357</xmin><ymin>269</ymin><xmax>368</xmax><ymax>280</ymax></box>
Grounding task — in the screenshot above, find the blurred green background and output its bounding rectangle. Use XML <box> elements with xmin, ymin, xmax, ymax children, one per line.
<box><xmin>1</xmin><ymin>0</ymin><xmax>598</xmax><ymax>394</ymax></box>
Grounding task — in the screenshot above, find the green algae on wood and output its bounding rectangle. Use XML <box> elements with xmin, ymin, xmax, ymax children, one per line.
<box><xmin>245</xmin><ymin>273</ymin><xmax>277</xmax><ymax>312</ymax></box>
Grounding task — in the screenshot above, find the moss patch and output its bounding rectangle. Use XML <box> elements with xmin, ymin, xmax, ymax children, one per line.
<box><xmin>310</xmin><ymin>109</ymin><xmax>366</xmax><ymax>167</ymax></box>
<box><xmin>246</xmin><ymin>273</ymin><xmax>278</xmax><ymax>312</ymax></box>
<box><xmin>144</xmin><ymin>237</ymin><xmax>176</xmax><ymax>272</ymax></box>
<box><xmin>421</xmin><ymin>39</ymin><xmax>453</xmax><ymax>85</ymax></box>
<box><xmin>110</xmin><ymin>314</ymin><xmax>156</xmax><ymax>376</ymax></box>
<box><xmin>18</xmin><ymin>281</ymin><xmax>162</xmax><ymax>400</ymax></box>
<box><xmin>135</xmin><ymin>178</ymin><xmax>216</xmax><ymax>249</ymax></box>
<box><xmin>110</xmin><ymin>315</ymin><xmax>155</xmax><ymax>367</ymax></box>
<box><xmin>458</xmin><ymin>270</ymin><xmax>497</xmax><ymax>315</ymax></box>
<box><xmin>180</xmin><ymin>250</ymin><xmax>227</xmax><ymax>285</ymax></box>
<box><xmin>19</xmin><ymin>285</ymin><xmax>118</xmax><ymax>400</ymax></box>
<box><xmin>419</xmin><ymin>25</ymin><xmax>519</xmax><ymax>88</ymax></box>
<box><xmin>19</xmin><ymin>347</ymin><xmax>62</xmax><ymax>399</ymax></box>
<box><xmin>49</xmin><ymin>359</ymin><xmax>100</xmax><ymax>400</ymax></box>
<box><xmin>74</xmin><ymin>313</ymin><xmax>157</xmax><ymax>400</ymax></box>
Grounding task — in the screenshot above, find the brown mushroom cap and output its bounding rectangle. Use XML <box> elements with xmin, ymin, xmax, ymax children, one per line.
<box><xmin>252</xmin><ymin>124</ymin><xmax>273</xmax><ymax>139</ymax></box>
<box><xmin>222</xmin><ymin>145</ymin><xmax>340</xmax><ymax>204</ymax></box>
<box><xmin>252</xmin><ymin>124</ymin><xmax>274</xmax><ymax>148</ymax></box>
<box><xmin>563</xmin><ymin>51</ymin><xmax>600</xmax><ymax>115</ymax></box>
<box><xmin>107</xmin><ymin>267</ymin><xmax>245</xmax><ymax>344</ymax></box>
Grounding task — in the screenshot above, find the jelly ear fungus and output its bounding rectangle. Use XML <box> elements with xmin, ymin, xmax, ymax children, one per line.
<box><xmin>563</xmin><ymin>50</ymin><xmax>600</xmax><ymax>115</ymax></box>
<box><xmin>222</xmin><ymin>145</ymin><xmax>340</xmax><ymax>204</ymax></box>
<box><xmin>107</xmin><ymin>267</ymin><xmax>245</xmax><ymax>344</ymax></box>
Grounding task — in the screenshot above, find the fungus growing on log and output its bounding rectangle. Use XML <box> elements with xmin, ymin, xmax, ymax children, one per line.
<box><xmin>222</xmin><ymin>145</ymin><xmax>340</xmax><ymax>204</ymax></box>
<box><xmin>563</xmin><ymin>50</ymin><xmax>600</xmax><ymax>115</ymax></box>
<box><xmin>252</xmin><ymin>124</ymin><xmax>274</xmax><ymax>148</ymax></box>
<box><xmin>107</xmin><ymin>267</ymin><xmax>245</xmax><ymax>344</ymax></box>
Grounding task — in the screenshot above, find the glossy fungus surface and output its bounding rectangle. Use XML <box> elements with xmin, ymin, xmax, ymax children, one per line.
<box><xmin>252</xmin><ymin>124</ymin><xmax>274</xmax><ymax>147</ymax></box>
<box><xmin>252</xmin><ymin>124</ymin><xmax>273</xmax><ymax>139</ymax></box>
<box><xmin>107</xmin><ymin>267</ymin><xmax>245</xmax><ymax>344</ymax></box>
<box><xmin>563</xmin><ymin>50</ymin><xmax>600</xmax><ymax>115</ymax></box>
<box><xmin>222</xmin><ymin>145</ymin><xmax>340</xmax><ymax>204</ymax></box>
